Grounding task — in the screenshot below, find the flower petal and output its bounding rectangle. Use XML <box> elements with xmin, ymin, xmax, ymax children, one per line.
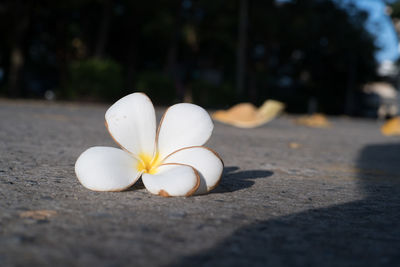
<box><xmin>157</xmin><ymin>103</ymin><xmax>214</xmax><ymax>159</ymax></box>
<box><xmin>142</xmin><ymin>164</ymin><xmax>200</xmax><ymax>197</ymax></box>
<box><xmin>163</xmin><ymin>146</ymin><xmax>223</xmax><ymax>194</ymax></box>
<box><xmin>105</xmin><ymin>93</ymin><xmax>156</xmax><ymax>156</ymax></box>
<box><xmin>75</xmin><ymin>146</ymin><xmax>141</xmax><ymax>191</ymax></box>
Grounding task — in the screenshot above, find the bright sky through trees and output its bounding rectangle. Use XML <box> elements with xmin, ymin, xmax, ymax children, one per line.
<box><xmin>339</xmin><ymin>0</ymin><xmax>399</xmax><ymax>62</ymax></box>
<box><xmin>276</xmin><ymin>0</ymin><xmax>399</xmax><ymax>63</ymax></box>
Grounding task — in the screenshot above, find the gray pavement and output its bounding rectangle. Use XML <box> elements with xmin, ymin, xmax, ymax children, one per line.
<box><xmin>0</xmin><ymin>99</ymin><xmax>399</xmax><ymax>267</ymax></box>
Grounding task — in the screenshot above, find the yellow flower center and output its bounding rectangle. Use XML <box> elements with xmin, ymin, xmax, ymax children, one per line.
<box><xmin>136</xmin><ymin>152</ymin><xmax>161</xmax><ymax>174</ymax></box>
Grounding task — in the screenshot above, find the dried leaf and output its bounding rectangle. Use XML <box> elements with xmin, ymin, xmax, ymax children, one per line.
<box><xmin>295</xmin><ymin>113</ymin><xmax>330</xmax><ymax>128</ymax></box>
<box><xmin>212</xmin><ymin>100</ymin><xmax>285</xmax><ymax>128</ymax></box>
<box><xmin>289</xmin><ymin>142</ymin><xmax>301</xmax><ymax>149</ymax></box>
<box><xmin>381</xmin><ymin>117</ymin><xmax>400</xmax><ymax>136</ymax></box>
<box><xmin>19</xmin><ymin>210</ymin><xmax>57</xmax><ymax>220</ymax></box>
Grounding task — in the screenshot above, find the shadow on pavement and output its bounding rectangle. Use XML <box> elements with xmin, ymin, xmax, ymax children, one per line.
<box><xmin>128</xmin><ymin>166</ymin><xmax>274</xmax><ymax>193</ymax></box>
<box><xmin>212</xmin><ymin>166</ymin><xmax>274</xmax><ymax>193</ymax></box>
<box><xmin>173</xmin><ymin>144</ymin><xmax>400</xmax><ymax>266</ymax></box>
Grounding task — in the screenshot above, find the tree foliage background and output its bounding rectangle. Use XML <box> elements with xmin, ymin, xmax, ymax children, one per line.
<box><xmin>0</xmin><ymin>0</ymin><xmax>380</xmax><ymax>114</ymax></box>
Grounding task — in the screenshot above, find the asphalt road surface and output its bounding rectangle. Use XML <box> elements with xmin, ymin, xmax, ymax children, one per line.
<box><xmin>0</xmin><ymin>99</ymin><xmax>399</xmax><ymax>267</ymax></box>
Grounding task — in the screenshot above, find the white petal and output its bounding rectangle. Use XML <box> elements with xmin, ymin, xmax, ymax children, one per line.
<box><xmin>163</xmin><ymin>146</ymin><xmax>223</xmax><ymax>194</ymax></box>
<box><xmin>142</xmin><ymin>164</ymin><xmax>200</xmax><ymax>197</ymax></box>
<box><xmin>75</xmin><ymin>146</ymin><xmax>141</xmax><ymax>191</ymax></box>
<box><xmin>157</xmin><ymin>103</ymin><xmax>214</xmax><ymax>159</ymax></box>
<box><xmin>105</xmin><ymin>93</ymin><xmax>156</xmax><ymax>156</ymax></box>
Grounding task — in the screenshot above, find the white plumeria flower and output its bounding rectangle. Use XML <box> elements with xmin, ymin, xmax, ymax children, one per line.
<box><xmin>75</xmin><ymin>92</ymin><xmax>223</xmax><ymax>197</ymax></box>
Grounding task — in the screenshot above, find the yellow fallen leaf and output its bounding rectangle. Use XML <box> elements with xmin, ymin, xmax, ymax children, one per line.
<box><xmin>295</xmin><ymin>113</ymin><xmax>330</xmax><ymax>128</ymax></box>
<box><xmin>289</xmin><ymin>142</ymin><xmax>301</xmax><ymax>149</ymax></box>
<box><xmin>258</xmin><ymin>100</ymin><xmax>286</xmax><ymax>124</ymax></box>
<box><xmin>19</xmin><ymin>210</ymin><xmax>57</xmax><ymax>220</ymax></box>
<box><xmin>212</xmin><ymin>100</ymin><xmax>285</xmax><ymax>128</ymax></box>
<box><xmin>381</xmin><ymin>117</ymin><xmax>400</xmax><ymax>136</ymax></box>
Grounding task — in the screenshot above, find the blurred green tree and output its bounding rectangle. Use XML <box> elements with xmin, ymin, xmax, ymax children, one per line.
<box><xmin>65</xmin><ymin>58</ymin><xmax>123</xmax><ymax>101</ymax></box>
<box><xmin>0</xmin><ymin>0</ymin><xmax>379</xmax><ymax>114</ymax></box>
<box><xmin>246</xmin><ymin>0</ymin><xmax>377</xmax><ymax>113</ymax></box>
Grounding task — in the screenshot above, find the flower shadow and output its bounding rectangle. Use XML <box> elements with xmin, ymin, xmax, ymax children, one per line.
<box><xmin>212</xmin><ymin>166</ymin><xmax>274</xmax><ymax>193</ymax></box>
<box><xmin>128</xmin><ymin>166</ymin><xmax>274</xmax><ymax>193</ymax></box>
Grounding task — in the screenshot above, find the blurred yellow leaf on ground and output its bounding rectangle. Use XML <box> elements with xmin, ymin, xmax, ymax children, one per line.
<box><xmin>19</xmin><ymin>210</ymin><xmax>57</xmax><ymax>220</ymax></box>
<box><xmin>381</xmin><ymin>117</ymin><xmax>400</xmax><ymax>136</ymax></box>
<box><xmin>289</xmin><ymin>142</ymin><xmax>302</xmax><ymax>149</ymax></box>
<box><xmin>295</xmin><ymin>113</ymin><xmax>331</xmax><ymax>128</ymax></box>
<box><xmin>212</xmin><ymin>100</ymin><xmax>285</xmax><ymax>128</ymax></box>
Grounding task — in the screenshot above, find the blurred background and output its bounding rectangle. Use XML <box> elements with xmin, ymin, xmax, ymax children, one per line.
<box><xmin>1</xmin><ymin>0</ymin><xmax>400</xmax><ymax>116</ymax></box>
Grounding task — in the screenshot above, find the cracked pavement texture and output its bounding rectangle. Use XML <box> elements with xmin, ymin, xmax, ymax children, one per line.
<box><xmin>0</xmin><ymin>99</ymin><xmax>399</xmax><ymax>267</ymax></box>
